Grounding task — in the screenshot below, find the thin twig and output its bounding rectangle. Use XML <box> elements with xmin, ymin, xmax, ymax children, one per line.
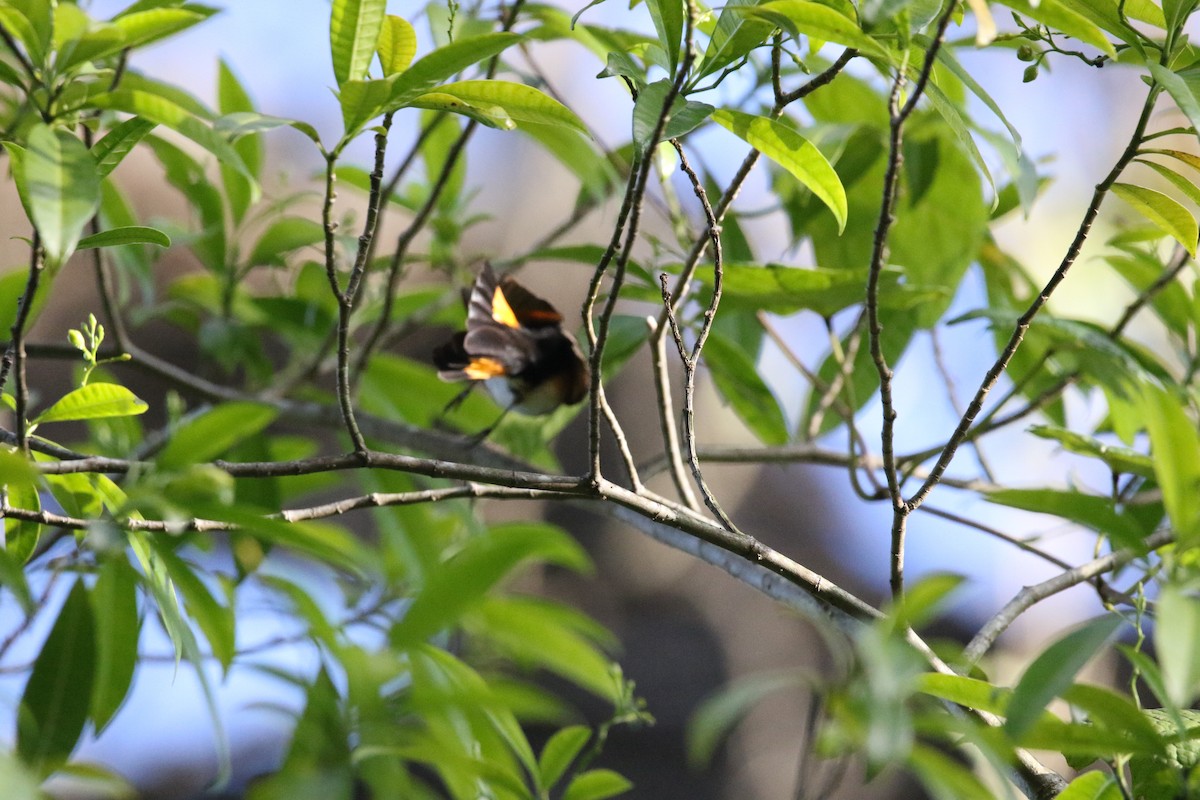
<box><xmin>963</xmin><ymin>530</ymin><xmax>1173</xmax><ymax>665</ymax></box>
<box><xmin>905</xmin><ymin>79</ymin><xmax>1163</xmax><ymax>513</ymax></box>
<box><xmin>866</xmin><ymin>3</ymin><xmax>959</xmax><ymax>600</ymax></box>
<box><xmin>3</xmin><ymin>234</ymin><xmax>45</xmax><ymax>453</ymax></box>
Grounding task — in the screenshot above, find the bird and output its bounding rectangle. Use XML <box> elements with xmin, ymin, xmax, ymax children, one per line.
<box><xmin>433</xmin><ymin>263</ymin><xmax>589</xmax><ymax>438</ymax></box>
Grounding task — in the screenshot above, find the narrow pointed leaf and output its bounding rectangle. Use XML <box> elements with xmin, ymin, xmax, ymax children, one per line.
<box><xmin>699</xmin><ymin>0</ymin><xmax>776</xmax><ymax>80</ymax></box>
<box><xmin>391</xmin><ymin>522</ymin><xmax>590</xmax><ymax>648</ymax></box>
<box><xmin>562</xmin><ymin>769</ymin><xmax>632</xmax><ymax>800</ymax></box>
<box><xmin>1005</xmin><ymin>615</ymin><xmax>1124</xmax><ymax>740</ymax></box>
<box><xmin>90</xmin><ymin>558</ymin><xmax>140</xmax><ymax>732</ymax></box>
<box><xmin>539</xmin><ymin>726</ymin><xmax>591</xmax><ymax>789</ymax></box>
<box><xmin>713</xmin><ymin>109</ymin><xmax>846</xmax><ymax>231</ymax></box>
<box><xmin>76</xmin><ymin>226</ymin><xmax>170</xmax><ymax>250</ymax></box>
<box><xmin>155</xmin><ymin>402</ymin><xmax>277</xmax><ymax>469</ymax></box>
<box><xmin>89</xmin><ymin>90</ymin><xmax>257</xmax><ymax>196</ymax></box>
<box><xmin>732</xmin><ymin>1</ymin><xmax>887</xmax><ymax>57</ymax></box>
<box><xmin>17</xmin><ymin>580</ymin><xmax>96</xmax><ymax>777</ymax></box>
<box><xmin>1150</xmin><ymin>63</ymin><xmax>1200</xmax><ymax>139</ymax></box>
<box><xmin>386</xmin><ymin>32</ymin><xmax>521</xmax><ymax>108</ymax></box>
<box><xmin>409</xmin><ymin>80</ymin><xmax>588</xmax><ymax>133</ymax></box>
<box><xmin>1111</xmin><ymin>183</ymin><xmax>1198</xmax><ymax>257</ymax></box>
<box><xmin>91</xmin><ymin>117</ymin><xmax>157</xmax><ymax>177</ymax></box>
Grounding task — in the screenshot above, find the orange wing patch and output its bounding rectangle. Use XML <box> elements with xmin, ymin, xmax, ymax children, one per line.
<box><xmin>464</xmin><ymin>357</ymin><xmax>508</xmax><ymax>380</ymax></box>
<box><xmin>491</xmin><ymin>287</ymin><xmax>521</xmax><ymax>329</ymax></box>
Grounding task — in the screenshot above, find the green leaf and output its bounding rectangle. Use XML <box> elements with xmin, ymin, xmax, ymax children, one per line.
<box><xmin>247</xmin><ymin>217</ymin><xmax>324</xmax><ymax>266</ymax></box>
<box><xmin>205</xmin><ymin>506</ymin><xmax>373</xmax><ymax>576</ymax></box>
<box><xmin>337</xmin><ymin>76</ymin><xmax>396</xmax><ymax>134</ymax></box>
<box><xmin>76</xmin><ymin>225</ymin><xmax>170</xmax><ymax>250</ymax></box>
<box><xmin>519</xmin><ymin>122</ymin><xmax>618</xmax><ymax>201</ymax></box>
<box><xmin>985</xmin><ymin>487</ymin><xmax>1149</xmax><ymax>549</ymax></box>
<box><xmin>1056</xmin><ymin>771</ymin><xmax>1121</xmax><ymax>800</ymax></box>
<box><xmin>732</xmin><ymin>0</ymin><xmax>887</xmax><ymax>57</ymax></box>
<box><xmin>89</xmin><ymin>557</ymin><xmax>140</xmax><ymax>732</ymax></box>
<box><xmin>712</xmin><ymin>109</ymin><xmax>846</xmax><ymax>232</ymax></box>
<box><xmin>995</xmin><ymin>0</ymin><xmax>1117</xmax><ymax>57</ymax></box>
<box><xmin>632</xmin><ymin>79</ymin><xmax>715</xmax><ymax>153</ymax></box>
<box><xmin>91</xmin><ymin>117</ymin><xmax>157</xmax><ymax>177</ymax></box>
<box><xmin>695</xmin><ymin>262</ymin><xmax>899</xmax><ymax>316</ymax></box>
<box><xmin>89</xmin><ymin>90</ymin><xmax>258</xmax><ymax>197</ymax></box>
<box><xmin>155</xmin><ymin>402</ymin><xmax>278</xmax><ymax>469</ymax></box>
<box><xmin>386</xmin><ymin>32</ymin><xmax>521</xmax><ymax>109</ymax></box>
<box><xmin>1136</xmin><ymin>159</ymin><xmax>1200</xmax><ymax>208</ymax></box>
<box><xmin>250</xmin><ymin>667</ymin><xmax>353</xmax><ymax>799</ymax></box>
<box><xmin>1138</xmin><ymin>384</ymin><xmax>1200</xmax><ymax>547</ymax></box>
<box><xmin>1062</xmin><ymin>683</ymin><xmax>1165</xmax><ymax>745</ymax></box>
<box><xmin>409</xmin><ymin>80</ymin><xmax>588</xmax><ymax>133</ymax></box>
<box><xmin>0</xmin><ymin>749</ymin><xmax>42</xmax><ymax>800</ymax></box>
<box><xmin>153</xmin><ymin>544</ymin><xmax>236</xmax><ymax>671</ymax></box>
<box><xmin>1005</xmin><ymin>615</ymin><xmax>1124</xmax><ymax>740</ymax></box>
<box><xmin>60</xmin><ymin>8</ymin><xmax>214</xmax><ymax>70</ymax></box>
<box><xmin>34</xmin><ymin>383</ymin><xmax>148</xmax><ymax>425</ymax></box>
<box><xmin>1111</xmin><ymin>183</ymin><xmax>1198</xmax><ymax>257</ymax></box>
<box><xmin>17</xmin><ymin>580</ymin><xmax>96</xmax><ymax>777</ymax></box>
<box><xmin>377</xmin><ymin>15</ymin><xmax>417</xmax><ymax>76</ymax></box>
<box><xmin>330</xmin><ymin>0</ymin><xmax>387</xmax><ymax>85</ymax></box>
<box><xmin>0</xmin><ymin>448</ymin><xmax>38</xmax><ymax>486</ymax></box>
<box><xmin>562</xmin><ymin>769</ymin><xmax>633</xmax><ymax>800</ymax></box>
<box><xmin>391</xmin><ymin>522</ymin><xmax>591</xmax><ymax>649</ymax></box>
<box><xmin>703</xmin><ymin>331</ymin><xmax>789</xmax><ymax>445</ymax></box>
<box><xmin>0</xmin><ymin>269</ymin><xmax>50</xmax><ymax>337</ymax></box>
<box><xmin>1150</xmin><ymin>64</ymin><xmax>1200</xmax><ymax>143</ymax></box>
<box><xmin>645</xmin><ymin>0</ymin><xmax>683</xmax><ymax>71</ymax></box>
<box><xmin>4</xmin><ymin>477</ymin><xmax>41</xmax><ymax>570</ymax></box>
<box><xmin>688</xmin><ymin>672</ymin><xmax>803</xmax><ymax>766</ymax></box>
<box><xmin>10</xmin><ymin>124</ymin><xmax>102</xmax><ymax>266</ymax></box>
<box><xmin>218</xmin><ymin>58</ymin><xmax>262</xmax><ymax>224</ymax></box>
<box><xmin>918</xmin><ymin>673</ymin><xmax>1014</xmax><ymax>717</ymax></box>
<box><xmin>470</xmin><ymin>595</ymin><xmax>618</xmax><ymax>701</ymax></box>
<box><xmin>1157</xmin><ymin>585</ymin><xmax>1200</xmax><ymax>707</ymax></box>
<box><xmin>1027</xmin><ymin>424</ymin><xmax>1155</xmax><ymax>478</ymax></box>
<box><xmin>698</xmin><ymin>0</ymin><xmax>776</xmax><ymax>81</ymax></box>
<box><xmin>908</xmin><ymin>744</ymin><xmax>995</xmax><ymax>799</ymax></box>
<box><xmin>539</xmin><ymin>725</ymin><xmax>591</xmax><ymax>789</ymax></box>
<box><xmin>0</xmin><ymin>1</ymin><xmax>51</xmax><ymax>65</ymax></box>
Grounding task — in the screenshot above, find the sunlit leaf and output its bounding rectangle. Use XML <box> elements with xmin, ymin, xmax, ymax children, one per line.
<box><xmin>539</xmin><ymin>726</ymin><xmax>591</xmax><ymax>789</ymax></box>
<box><xmin>1111</xmin><ymin>183</ymin><xmax>1198</xmax><ymax>257</ymax></box>
<box><xmin>732</xmin><ymin>0</ymin><xmax>887</xmax><ymax>57</ymax></box>
<box><xmin>34</xmin><ymin>383</ymin><xmax>148</xmax><ymax>425</ymax></box>
<box><xmin>712</xmin><ymin>109</ymin><xmax>846</xmax><ymax>231</ymax></box>
<box><xmin>561</xmin><ymin>768</ymin><xmax>633</xmax><ymax>800</ymax></box>
<box><xmin>377</xmin><ymin>15</ymin><xmax>417</xmax><ymax>76</ymax></box>
<box><xmin>91</xmin><ymin>116</ymin><xmax>157</xmax><ymax>177</ymax></box>
<box><xmin>330</xmin><ymin>0</ymin><xmax>387</xmax><ymax>85</ymax></box>
<box><xmin>409</xmin><ymin>80</ymin><xmax>589</xmax><ymax>133</ymax></box>
<box><xmin>8</xmin><ymin>124</ymin><xmax>101</xmax><ymax>266</ymax></box>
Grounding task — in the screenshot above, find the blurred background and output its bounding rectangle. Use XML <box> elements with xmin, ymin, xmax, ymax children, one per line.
<box><xmin>0</xmin><ymin>1</ymin><xmax>1161</xmax><ymax>798</ymax></box>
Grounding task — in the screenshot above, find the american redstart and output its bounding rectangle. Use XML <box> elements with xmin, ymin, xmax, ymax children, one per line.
<box><xmin>433</xmin><ymin>264</ymin><xmax>589</xmax><ymax>436</ymax></box>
